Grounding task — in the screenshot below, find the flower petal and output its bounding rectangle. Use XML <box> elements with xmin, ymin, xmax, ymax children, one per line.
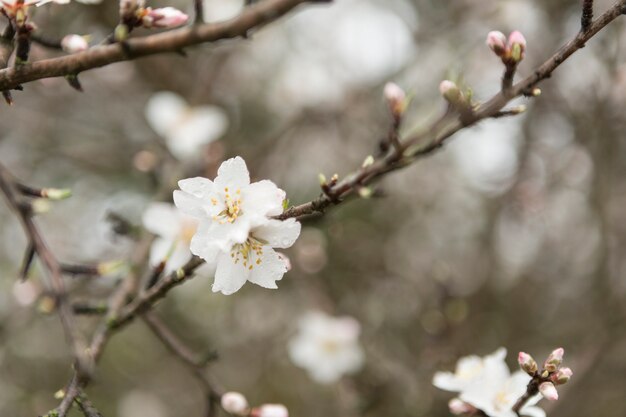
<box><xmin>173</xmin><ymin>190</ymin><xmax>207</xmax><ymax>218</ymax></box>
<box><xmin>166</xmin><ymin>107</ymin><xmax>228</xmax><ymax>160</ymax></box>
<box><xmin>214</xmin><ymin>156</ymin><xmax>250</xmax><ymax>190</ymax></box>
<box><xmin>142</xmin><ymin>202</ymin><xmax>181</xmax><ymax>238</ymax></box>
<box><xmin>178</xmin><ymin>177</ymin><xmax>215</xmax><ymax>199</ymax></box>
<box><xmin>165</xmin><ymin>243</ymin><xmax>193</xmax><ymax>274</ymax></box>
<box><xmin>212</xmin><ymin>251</ymin><xmax>249</xmax><ymax>295</ymax></box>
<box><xmin>247</xmin><ymin>247</ymin><xmax>287</xmax><ymax>289</ymax></box>
<box><xmin>253</xmin><ymin>219</ymin><xmax>301</xmax><ymax>249</ymax></box>
<box><xmin>242</xmin><ymin>180</ymin><xmax>286</xmax><ymax>218</ymax></box>
<box><xmin>145</xmin><ymin>91</ymin><xmax>187</xmax><ymax>137</ymax></box>
<box><xmin>149</xmin><ymin>237</ymin><xmax>173</xmax><ymax>267</ymax></box>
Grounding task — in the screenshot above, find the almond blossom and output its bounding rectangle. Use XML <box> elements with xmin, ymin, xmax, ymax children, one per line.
<box><xmin>145</xmin><ymin>91</ymin><xmax>228</xmax><ymax>161</ymax></box>
<box><xmin>174</xmin><ymin>156</ymin><xmax>300</xmax><ymax>294</ymax></box>
<box><xmin>288</xmin><ymin>311</ymin><xmax>364</xmax><ymax>383</ymax></box>
<box><xmin>434</xmin><ymin>348</ymin><xmax>545</xmax><ymax>417</ymax></box>
<box><xmin>142</xmin><ymin>202</ymin><xmax>199</xmax><ymax>274</ymax></box>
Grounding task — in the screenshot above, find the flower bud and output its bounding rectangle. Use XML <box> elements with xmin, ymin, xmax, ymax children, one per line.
<box><xmin>507</xmin><ymin>31</ymin><xmax>527</xmax><ymax>62</ymax></box>
<box><xmin>539</xmin><ymin>382</ymin><xmax>559</xmax><ymax>401</ymax></box>
<box><xmin>544</xmin><ymin>347</ymin><xmax>564</xmax><ymax>372</ymax></box>
<box><xmin>518</xmin><ymin>352</ymin><xmax>538</xmax><ymax>376</ymax></box>
<box><xmin>448</xmin><ymin>398</ymin><xmax>475</xmax><ymax>415</ymax></box>
<box><xmin>143</xmin><ymin>7</ymin><xmax>189</xmax><ymax>28</ymax></box>
<box><xmin>384</xmin><ymin>82</ymin><xmax>406</xmax><ymax>117</ymax></box>
<box><xmin>486</xmin><ymin>31</ymin><xmax>507</xmax><ymax>56</ymax></box>
<box><xmin>42</xmin><ymin>188</ymin><xmax>72</xmax><ymax>200</ymax></box>
<box><xmin>61</xmin><ymin>35</ymin><xmax>88</xmax><ymax>54</ymax></box>
<box><xmin>439</xmin><ymin>80</ymin><xmax>463</xmax><ymax>105</ymax></box>
<box><xmin>252</xmin><ymin>404</ymin><xmax>289</xmax><ymax>417</ymax></box>
<box><xmin>551</xmin><ymin>367</ymin><xmax>573</xmax><ymax>385</ymax></box>
<box><xmin>220</xmin><ymin>392</ymin><xmax>249</xmax><ymax>416</ymax></box>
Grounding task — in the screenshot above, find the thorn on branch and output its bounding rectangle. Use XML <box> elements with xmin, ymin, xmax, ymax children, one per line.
<box><xmin>2</xmin><ymin>90</ymin><xmax>12</xmax><ymax>105</ymax></box>
<box><xmin>582</xmin><ymin>0</ymin><xmax>594</xmax><ymax>32</ymax></box>
<box><xmin>65</xmin><ymin>74</ymin><xmax>83</xmax><ymax>92</ymax></box>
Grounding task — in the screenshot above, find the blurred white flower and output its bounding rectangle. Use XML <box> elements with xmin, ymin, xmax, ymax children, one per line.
<box><xmin>433</xmin><ymin>347</ymin><xmax>508</xmax><ymax>392</ymax></box>
<box><xmin>174</xmin><ymin>156</ymin><xmax>300</xmax><ymax>294</ymax></box>
<box><xmin>144</xmin><ymin>91</ymin><xmax>228</xmax><ymax>161</ymax></box>
<box><xmin>12</xmin><ymin>281</ymin><xmax>40</xmax><ymax>307</ymax></box>
<box><xmin>61</xmin><ymin>35</ymin><xmax>89</xmax><ymax>53</ymax></box>
<box><xmin>142</xmin><ymin>202</ymin><xmax>198</xmax><ymax>274</ymax></box>
<box><xmin>434</xmin><ymin>348</ymin><xmax>545</xmax><ymax>417</ymax></box>
<box><xmin>254</xmin><ymin>404</ymin><xmax>289</xmax><ymax>417</ymax></box>
<box><xmin>288</xmin><ymin>311</ymin><xmax>364</xmax><ymax>383</ymax></box>
<box><xmin>220</xmin><ymin>392</ymin><xmax>249</xmax><ymax>415</ymax></box>
<box><xmin>37</xmin><ymin>0</ymin><xmax>103</xmax><ymax>5</ymax></box>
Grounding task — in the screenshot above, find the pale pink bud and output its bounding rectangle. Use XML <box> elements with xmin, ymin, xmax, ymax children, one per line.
<box><xmin>220</xmin><ymin>392</ymin><xmax>249</xmax><ymax>416</ymax></box>
<box><xmin>544</xmin><ymin>347</ymin><xmax>564</xmax><ymax>372</ymax></box>
<box><xmin>143</xmin><ymin>7</ymin><xmax>189</xmax><ymax>28</ymax></box>
<box><xmin>539</xmin><ymin>382</ymin><xmax>559</xmax><ymax>401</ymax></box>
<box><xmin>486</xmin><ymin>31</ymin><xmax>507</xmax><ymax>56</ymax></box>
<box><xmin>252</xmin><ymin>404</ymin><xmax>289</xmax><ymax>417</ymax></box>
<box><xmin>551</xmin><ymin>367</ymin><xmax>573</xmax><ymax>385</ymax></box>
<box><xmin>448</xmin><ymin>398</ymin><xmax>475</xmax><ymax>415</ymax></box>
<box><xmin>61</xmin><ymin>35</ymin><xmax>88</xmax><ymax>54</ymax></box>
<box><xmin>384</xmin><ymin>82</ymin><xmax>406</xmax><ymax>117</ymax></box>
<box><xmin>439</xmin><ymin>80</ymin><xmax>463</xmax><ymax>105</ymax></box>
<box><xmin>518</xmin><ymin>352</ymin><xmax>538</xmax><ymax>376</ymax></box>
<box><xmin>507</xmin><ymin>31</ymin><xmax>527</xmax><ymax>62</ymax></box>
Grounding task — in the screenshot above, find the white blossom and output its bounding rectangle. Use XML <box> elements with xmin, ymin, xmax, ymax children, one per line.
<box><xmin>433</xmin><ymin>348</ymin><xmax>545</xmax><ymax>417</ymax></box>
<box><xmin>142</xmin><ymin>202</ymin><xmax>198</xmax><ymax>274</ymax></box>
<box><xmin>220</xmin><ymin>392</ymin><xmax>249</xmax><ymax>415</ymax></box>
<box><xmin>174</xmin><ymin>156</ymin><xmax>299</xmax><ymax>294</ymax></box>
<box><xmin>288</xmin><ymin>311</ymin><xmax>364</xmax><ymax>384</ymax></box>
<box><xmin>61</xmin><ymin>35</ymin><xmax>89</xmax><ymax>53</ymax></box>
<box><xmin>255</xmin><ymin>404</ymin><xmax>288</xmax><ymax>417</ymax></box>
<box><xmin>145</xmin><ymin>91</ymin><xmax>228</xmax><ymax>161</ymax></box>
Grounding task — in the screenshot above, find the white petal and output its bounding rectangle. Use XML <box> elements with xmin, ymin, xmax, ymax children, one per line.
<box><xmin>242</xmin><ymin>180</ymin><xmax>286</xmax><ymax>218</ymax></box>
<box><xmin>164</xmin><ymin>244</ymin><xmax>193</xmax><ymax>274</ymax></box>
<box><xmin>145</xmin><ymin>92</ymin><xmax>187</xmax><ymax>137</ymax></box>
<box><xmin>520</xmin><ymin>406</ymin><xmax>546</xmax><ymax>417</ymax></box>
<box><xmin>166</xmin><ymin>107</ymin><xmax>228</xmax><ymax>160</ymax></box>
<box><xmin>173</xmin><ymin>190</ymin><xmax>207</xmax><ymax>218</ymax></box>
<box><xmin>214</xmin><ymin>156</ymin><xmax>250</xmax><ymax>190</ymax></box>
<box><xmin>253</xmin><ymin>219</ymin><xmax>301</xmax><ymax>249</ymax></box>
<box><xmin>206</xmin><ymin>218</ymin><xmax>252</xmax><ymax>249</ymax></box>
<box><xmin>212</xmin><ymin>251</ymin><xmax>249</xmax><ymax>295</ymax></box>
<box><xmin>178</xmin><ymin>177</ymin><xmax>215</xmax><ymax>199</ymax></box>
<box><xmin>433</xmin><ymin>372</ymin><xmax>462</xmax><ymax>392</ymax></box>
<box><xmin>190</xmin><ymin>223</ymin><xmax>221</xmax><ymax>262</ymax></box>
<box><xmin>149</xmin><ymin>237</ymin><xmax>174</xmax><ymax>266</ymax></box>
<box><xmin>247</xmin><ymin>247</ymin><xmax>287</xmax><ymax>289</ymax></box>
<box><xmin>142</xmin><ymin>202</ymin><xmax>181</xmax><ymax>238</ymax></box>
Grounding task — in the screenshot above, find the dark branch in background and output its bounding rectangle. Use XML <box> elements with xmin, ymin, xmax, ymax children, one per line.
<box><xmin>31</xmin><ymin>32</ymin><xmax>63</xmax><ymax>49</ymax></box>
<box><xmin>0</xmin><ymin>0</ymin><xmax>326</xmax><ymax>91</ymax></box>
<box><xmin>193</xmin><ymin>0</ymin><xmax>205</xmax><ymax>24</ymax></box>
<box><xmin>0</xmin><ymin>163</ymin><xmax>93</xmax><ymax>379</ymax></box>
<box><xmin>582</xmin><ymin>0</ymin><xmax>594</xmax><ymax>31</ymax></box>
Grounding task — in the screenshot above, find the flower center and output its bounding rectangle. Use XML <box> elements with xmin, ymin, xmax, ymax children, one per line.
<box><xmin>230</xmin><ymin>236</ymin><xmax>266</xmax><ymax>270</ymax></box>
<box><xmin>212</xmin><ymin>187</ymin><xmax>243</xmax><ymax>224</ymax></box>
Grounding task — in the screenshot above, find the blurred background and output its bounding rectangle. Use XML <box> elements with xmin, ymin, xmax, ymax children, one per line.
<box><xmin>1</xmin><ymin>0</ymin><xmax>625</xmax><ymax>416</ymax></box>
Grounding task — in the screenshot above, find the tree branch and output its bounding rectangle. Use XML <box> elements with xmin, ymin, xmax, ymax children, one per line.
<box><xmin>0</xmin><ymin>0</ymin><xmax>321</xmax><ymax>91</ymax></box>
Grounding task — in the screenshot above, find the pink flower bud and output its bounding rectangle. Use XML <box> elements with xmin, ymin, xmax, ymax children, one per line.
<box><xmin>61</xmin><ymin>35</ymin><xmax>88</xmax><ymax>54</ymax></box>
<box><xmin>252</xmin><ymin>404</ymin><xmax>289</xmax><ymax>417</ymax></box>
<box><xmin>518</xmin><ymin>352</ymin><xmax>538</xmax><ymax>376</ymax></box>
<box><xmin>439</xmin><ymin>80</ymin><xmax>463</xmax><ymax>105</ymax></box>
<box><xmin>143</xmin><ymin>7</ymin><xmax>189</xmax><ymax>28</ymax></box>
<box><xmin>448</xmin><ymin>398</ymin><xmax>475</xmax><ymax>415</ymax></box>
<box><xmin>539</xmin><ymin>382</ymin><xmax>559</xmax><ymax>401</ymax></box>
<box><xmin>486</xmin><ymin>31</ymin><xmax>507</xmax><ymax>56</ymax></box>
<box><xmin>544</xmin><ymin>347</ymin><xmax>564</xmax><ymax>372</ymax></box>
<box><xmin>551</xmin><ymin>367</ymin><xmax>573</xmax><ymax>385</ymax></box>
<box><xmin>507</xmin><ymin>31</ymin><xmax>527</xmax><ymax>62</ymax></box>
<box><xmin>220</xmin><ymin>392</ymin><xmax>249</xmax><ymax>416</ymax></box>
<box><xmin>384</xmin><ymin>82</ymin><xmax>406</xmax><ymax>117</ymax></box>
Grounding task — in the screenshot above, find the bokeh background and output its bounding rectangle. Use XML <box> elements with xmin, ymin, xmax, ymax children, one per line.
<box><xmin>1</xmin><ymin>0</ymin><xmax>626</xmax><ymax>416</ymax></box>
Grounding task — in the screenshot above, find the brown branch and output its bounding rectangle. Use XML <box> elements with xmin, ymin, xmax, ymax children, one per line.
<box><xmin>277</xmin><ymin>0</ymin><xmax>626</xmax><ymax>221</ymax></box>
<box><xmin>0</xmin><ymin>0</ymin><xmax>321</xmax><ymax>91</ymax></box>
<box><xmin>0</xmin><ymin>162</ymin><xmax>93</xmax><ymax>379</ymax></box>
<box><xmin>582</xmin><ymin>0</ymin><xmax>594</xmax><ymax>32</ymax></box>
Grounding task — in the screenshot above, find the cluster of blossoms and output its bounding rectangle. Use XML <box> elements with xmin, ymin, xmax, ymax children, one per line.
<box><xmin>288</xmin><ymin>311</ymin><xmax>364</xmax><ymax>383</ymax></box>
<box><xmin>434</xmin><ymin>347</ymin><xmax>572</xmax><ymax>417</ymax></box>
<box><xmin>171</xmin><ymin>156</ymin><xmax>300</xmax><ymax>295</ymax></box>
<box><xmin>220</xmin><ymin>392</ymin><xmax>288</xmax><ymax>417</ymax></box>
<box><xmin>118</xmin><ymin>0</ymin><xmax>188</xmax><ymax>35</ymax></box>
